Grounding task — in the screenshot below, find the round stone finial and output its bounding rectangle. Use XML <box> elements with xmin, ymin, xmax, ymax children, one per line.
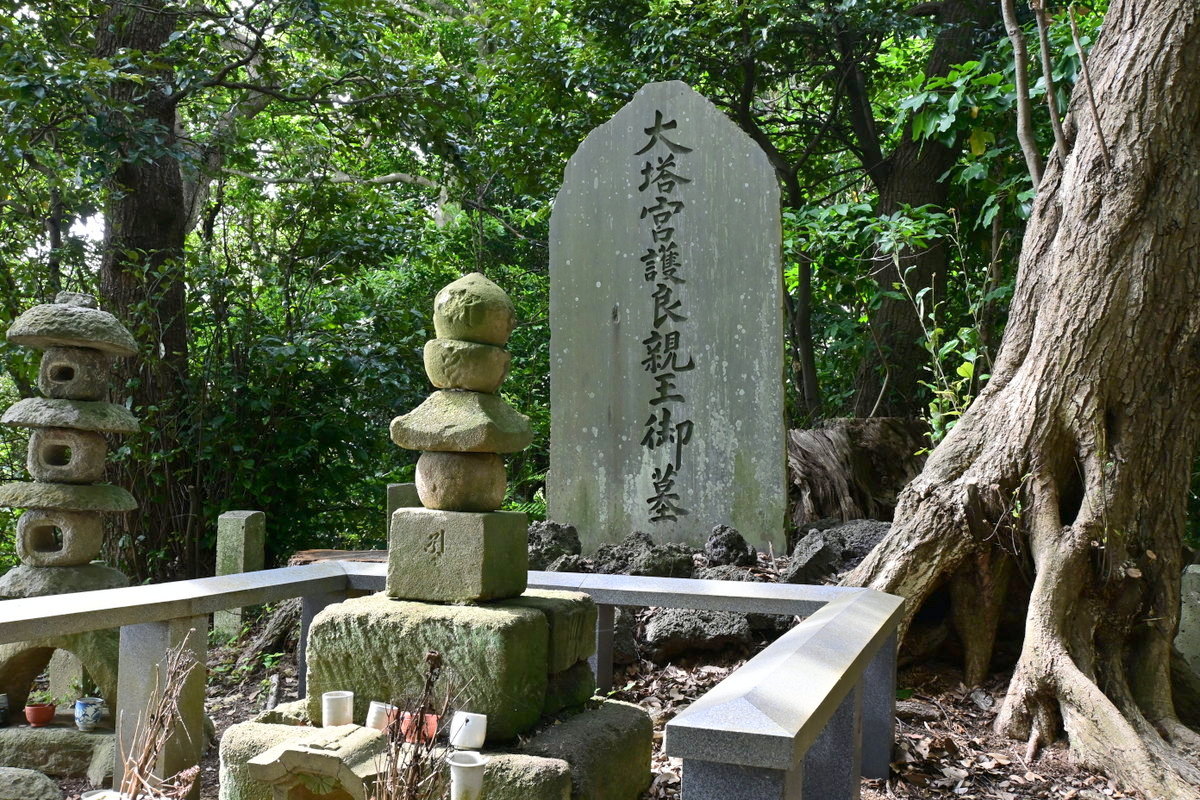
<box><xmin>432</xmin><ymin>273</ymin><xmax>516</xmax><ymax>347</ymax></box>
<box><xmin>54</xmin><ymin>291</ymin><xmax>99</xmax><ymax>308</ymax></box>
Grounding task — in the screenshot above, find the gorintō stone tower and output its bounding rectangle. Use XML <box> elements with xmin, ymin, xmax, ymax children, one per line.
<box><xmin>387</xmin><ymin>272</ymin><xmax>532</xmax><ymax>601</ymax></box>
<box><xmin>0</xmin><ymin>291</ymin><xmax>137</xmax><ymax>710</ymax></box>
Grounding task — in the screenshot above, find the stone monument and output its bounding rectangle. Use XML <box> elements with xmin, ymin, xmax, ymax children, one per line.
<box><xmin>548</xmin><ymin>80</ymin><xmax>787</xmax><ymax>554</ymax></box>
<box><xmin>0</xmin><ymin>292</ymin><xmax>137</xmax><ymax>783</ymax></box>
<box><xmin>220</xmin><ymin>275</ymin><xmax>651</xmax><ymax>800</ymax></box>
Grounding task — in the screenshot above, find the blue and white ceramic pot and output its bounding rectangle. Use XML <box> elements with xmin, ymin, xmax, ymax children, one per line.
<box><xmin>74</xmin><ymin>697</ymin><xmax>104</xmax><ymax>731</ymax></box>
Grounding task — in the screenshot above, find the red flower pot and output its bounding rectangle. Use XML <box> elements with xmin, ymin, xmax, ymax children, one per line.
<box><xmin>399</xmin><ymin>711</ymin><xmax>439</xmax><ymax>743</ymax></box>
<box><xmin>24</xmin><ymin>703</ymin><xmax>55</xmax><ymax>727</ymax></box>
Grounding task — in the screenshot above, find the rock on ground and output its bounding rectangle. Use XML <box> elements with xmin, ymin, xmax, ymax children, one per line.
<box><xmin>830</xmin><ymin>519</ymin><xmax>890</xmax><ymax>567</ymax></box>
<box><xmin>643</xmin><ymin>608</ymin><xmax>752</xmax><ymax>662</ymax></box>
<box><xmin>782</xmin><ymin>530</ymin><xmax>842</xmax><ymax>584</ymax></box>
<box><xmin>694</xmin><ymin>564</ymin><xmax>766</xmax><ymax>583</ymax></box>
<box><xmin>0</xmin><ymin>767</ymin><xmax>62</xmax><ymax>800</ymax></box>
<box><xmin>782</xmin><ymin>520</ymin><xmax>891</xmax><ymax>582</ymax></box>
<box><xmin>592</xmin><ymin>532</ymin><xmax>695</xmax><ymax>578</ymax></box>
<box><xmin>528</xmin><ymin>521</ymin><xmax>582</xmax><ymax>570</ymax></box>
<box><xmin>546</xmin><ymin>553</ymin><xmax>589</xmax><ymax>572</ymax></box>
<box><xmin>703</xmin><ymin>525</ymin><xmax>756</xmax><ymax>567</ymax></box>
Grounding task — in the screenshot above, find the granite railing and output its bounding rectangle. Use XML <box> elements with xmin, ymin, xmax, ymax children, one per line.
<box><xmin>0</xmin><ymin>561</ymin><xmax>902</xmax><ymax>800</ymax></box>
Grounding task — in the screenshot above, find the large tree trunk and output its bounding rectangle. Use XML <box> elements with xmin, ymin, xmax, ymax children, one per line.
<box><xmin>95</xmin><ymin>1</ymin><xmax>197</xmax><ymax>580</ymax></box>
<box><xmin>845</xmin><ymin>1</ymin><xmax>1200</xmax><ymax>795</ymax></box>
<box><xmin>850</xmin><ymin>0</ymin><xmax>994</xmax><ymax>417</ymax></box>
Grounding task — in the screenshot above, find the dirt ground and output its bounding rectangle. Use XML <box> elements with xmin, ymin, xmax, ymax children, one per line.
<box><xmin>55</xmin><ymin>616</ymin><xmax>1144</xmax><ymax>800</ymax></box>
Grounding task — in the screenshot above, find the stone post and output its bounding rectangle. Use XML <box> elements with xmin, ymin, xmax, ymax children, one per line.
<box><xmin>800</xmin><ymin>685</ymin><xmax>862</xmax><ymax>799</ymax></box>
<box><xmin>115</xmin><ymin>616</ymin><xmax>207</xmax><ymax>800</ymax></box>
<box><xmin>860</xmin><ymin>632</ymin><xmax>897</xmax><ymax>779</ymax></box>
<box><xmin>591</xmin><ymin>604</ymin><xmax>615</xmax><ymax>693</ymax></box>
<box><xmin>47</xmin><ymin>649</ymin><xmax>86</xmax><ymax>701</ymax></box>
<box><xmin>385</xmin><ymin>482</ymin><xmax>420</xmax><ymax>532</ymax></box>
<box><xmin>213</xmin><ymin>510</ymin><xmax>266</xmax><ymax>638</ymax></box>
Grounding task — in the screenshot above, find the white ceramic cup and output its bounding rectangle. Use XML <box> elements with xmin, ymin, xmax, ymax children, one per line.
<box><xmin>447</xmin><ymin>750</ymin><xmax>489</xmax><ymax>800</ymax></box>
<box><xmin>448</xmin><ymin>711</ymin><xmax>487</xmax><ymax>749</ymax></box>
<box><xmin>365</xmin><ymin>700</ymin><xmax>397</xmax><ymax>731</ymax></box>
<box><xmin>322</xmin><ymin>691</ymin><xmax>354</xmax><ymax>727</ymax></box>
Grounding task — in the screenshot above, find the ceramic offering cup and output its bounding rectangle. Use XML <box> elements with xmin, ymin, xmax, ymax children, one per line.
<box><xmin>75</xmin><ymin>697</ymin><xmax>104</xmax><ymax>731</ymax></box>
<box><xmin>448</xmin><ymin>711</ymin><xmax>487</xmax><ymax>749</ymax></box>
<box><xmin>365</xmin><ymin>700</ymin><xmax>397</xmax><ymax>731</ymax></box>
<box><xmin>447</xmin><ymin>750</ymin><xmax>489</xmax><ymax>800</ymax></box>
<box><xmin>322</xmin><ymin>691</ymin><xmax>354</xmax><ymax>727</ymax></box>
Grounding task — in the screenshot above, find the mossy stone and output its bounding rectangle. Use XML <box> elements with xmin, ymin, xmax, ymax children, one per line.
<box><xmin>390</xmin><ymin>390</ymin><xmax>532</xmax><ymax>454</ymax></box>
<box><xmin>2</xmin><ymin>398</ymin><xmax>139</xmax><ymax>434</ymax></box>
<box><xmin>424</xmin><ymin>338</ymin><xmax>511</xmax><ymax>393</ymax></box>
<box><xmin>304</xmin><ymin>593</ymin><xmax>549</xmax><ymax>741</ymax></box>
<box><xmin>218</xmin><ymin>721</ymin><xmax>331</xmax><ymax>800</ymax></box>
<box><xmin>38</xmin><ymin>347</ymin><xmax>110</xmax><ymax>400</ymax></box>
<box><xmin>0</xmin><ymin>482</ymin><xmax>137</xmax><ymax>512</ymax></box>
<box><xmin>503</xmin><ymin>590</ymin><xmax>597</xmax><ymax>673</ymax></box>
<box><xmin>433</xmin><ymin>272</ymin><xmax>516</xmax><ymax>346</ymax></box>
<box><xmin>482</xmin><ymin>754</ymin><xmax>572</xmax><ymax>800</ymax></box>
<box><xmin>521</xmin><ymin>700</ymin><xmax>653</xmax><ymax>800</ymax></box>
<box><xmin>415</xmin><ymin>451</ymin><xmax>506</xmax><ymax>512</ymax></box>
<box><xmin>7</xmin><ymin>303</ymin><xmax>136</xmax><ymax>356</ymax></box>
<box><xmin>543</xmin><ymin>661</ymin><xmax>597</xmax><ymax>716</ymax></box>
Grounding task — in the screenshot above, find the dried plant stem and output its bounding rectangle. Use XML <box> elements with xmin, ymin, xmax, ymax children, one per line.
<box><xmin>369</xmin><ymin>651</ymin><xmax>454</xmax><ymax>800</ymax></box>
<box><xmin>118</xmin><ymin>632</ymin><xmax>201</xmax><ymax>800</ymax></box>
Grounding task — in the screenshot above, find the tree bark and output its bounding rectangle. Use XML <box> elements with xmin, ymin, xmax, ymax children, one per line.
<box><xmin>95</xmin><ymin>1</ymin><xmax>196</xmax><ymax>579</ymax></box>
<box><xmin>850</xmin><ymin>0</ymin><xmax>994</xmax><ymax>417</ymax></box>
<box><xmin>846</xmin><ymin>1</ymin><xmax>1200</xmax><ymax>793</ymax></box>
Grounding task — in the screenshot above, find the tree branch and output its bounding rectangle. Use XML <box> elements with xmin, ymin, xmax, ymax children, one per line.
<box><xmin>1002</xmin><ymin>0</ymin><xmax>1045</xmax><ymax>186</ymax></box>
<box><xmin>1031</xmin><ymin>1</ymin><xmax>1069</xmax><ymax>159</ymax></box>
<box><xmin>1069</xmin><ymin>3</ymin><xmax>1110</xmax><ymax>167</ymax></box>
<box><xmin>836</xmin><ymin>30</ymin><xmax>889</xmax><ymax>189</ymax></box>
<box><xmin>224</xmin><ymin>168</ymin><xmax>438</xmax><ymax>189</ymax></box>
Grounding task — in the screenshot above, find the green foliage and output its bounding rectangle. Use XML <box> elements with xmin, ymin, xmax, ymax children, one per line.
<box><xmin>6</xmin><ymin>0</ymin><xmax>1187</xmax><ymax>576</ymax></box>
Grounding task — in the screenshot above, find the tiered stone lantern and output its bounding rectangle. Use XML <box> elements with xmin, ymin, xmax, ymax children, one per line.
<box><xmin>221</xmin><ymin>275</ymin><xmax>652</xmax><ymax>800</ymax></box>
<box><xmin>0</xmin><ymin>292</ymin><xmax>138</xmax><ymax>570</ymax></box>
<box><xmin>0</xmin><ymin>292</ymin><xmax>137</xmax><ymax>781</ymax></box>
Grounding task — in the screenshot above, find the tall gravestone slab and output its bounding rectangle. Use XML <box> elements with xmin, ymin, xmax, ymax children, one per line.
<box><xmin>549</xmin><ymin>80</ymin><xmax>786</xmax><ymax>553</ymax></box>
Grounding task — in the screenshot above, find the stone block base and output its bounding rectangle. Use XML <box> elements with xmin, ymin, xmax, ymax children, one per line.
<box><xmin>0</xmin><ymin>711</ymin><xmax>114</xmax><ymax>786</ymax></box>
<box><xmin>522</xmin><ymin>700</ymin><xmax>653</xmax><ymax>800</ymax></box>
<box><xmin>305</xmin><ymin>593</ymin><xmax>548</xmax><ymax>740</ymax></box>
<box><xmin>387</xmin><ymin>508</ymin><xmax>527</xmax><ymax>602</ymax></box>
<box><xmin>507</xmin><ymin>590</ymin><xmax>597</xmax><ymax>672</ymax></box>
<box><xmin>544</xmin><ymin>661</ymin><xmax>596</xmax><ymax>716</ymax></box>
<box><xmin>483</xmin><ymin>754</ymin><xmax>572</xmax><ymax>800</ymax></box>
